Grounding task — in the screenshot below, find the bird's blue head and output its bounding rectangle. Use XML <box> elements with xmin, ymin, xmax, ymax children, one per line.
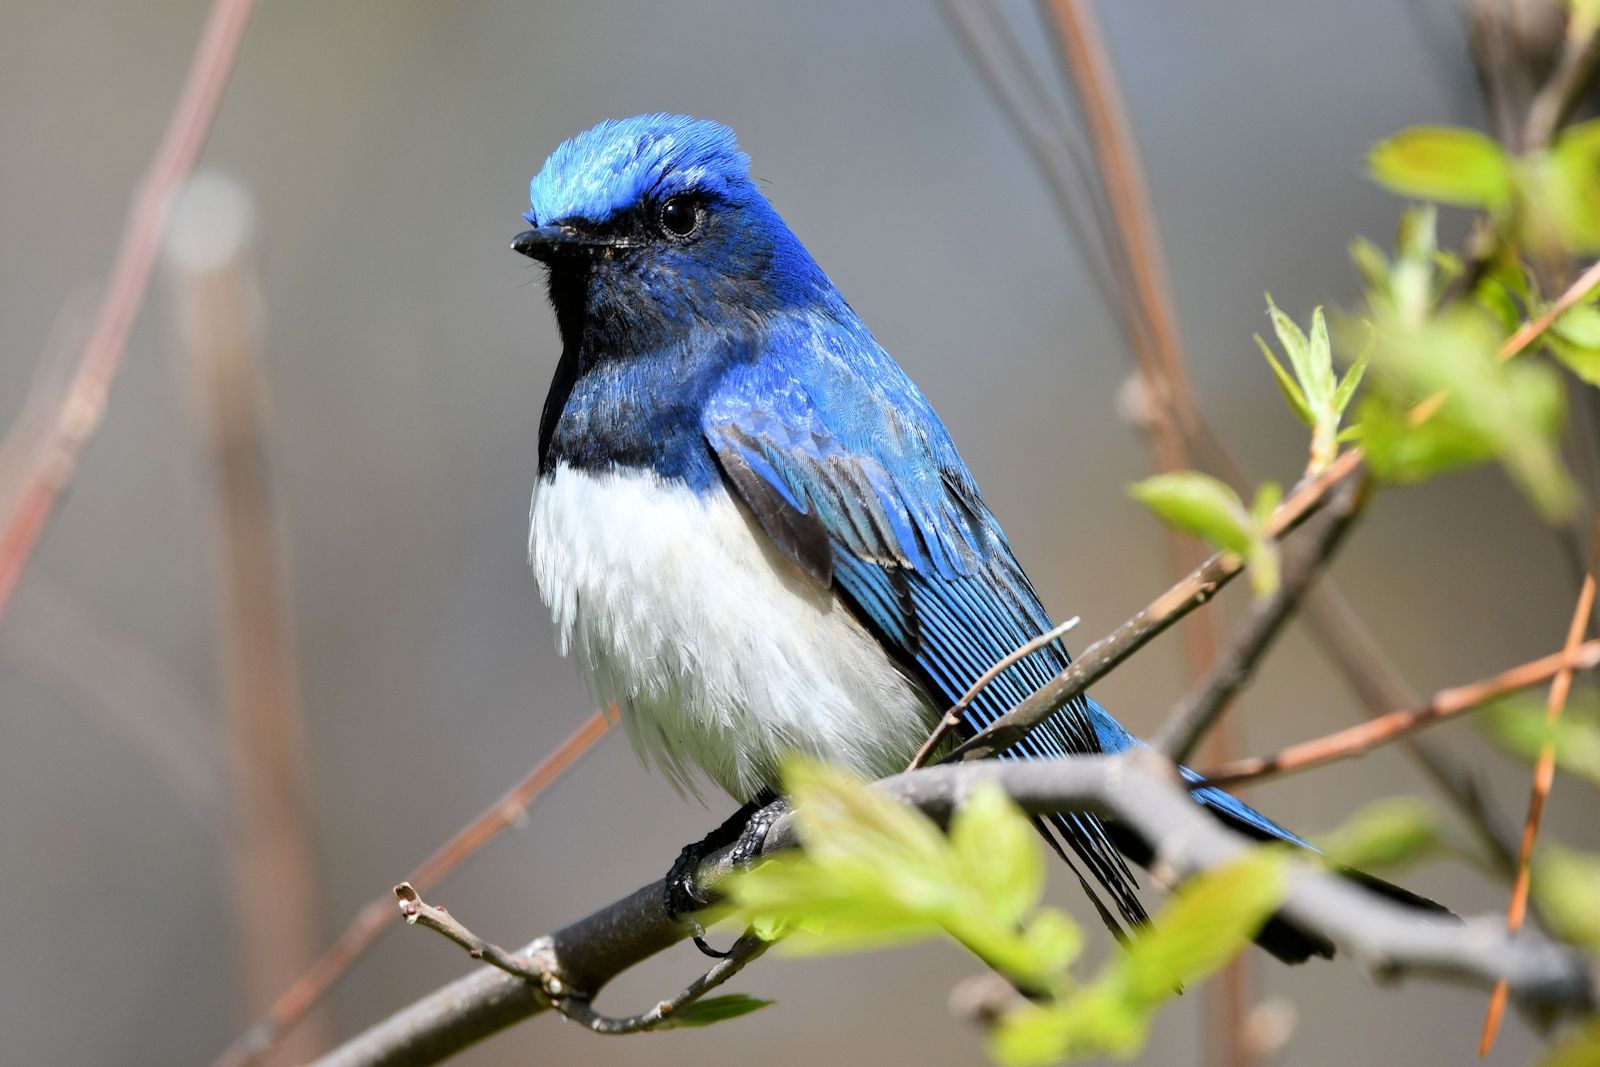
<box><xmin>514</xmin><ymin>115</ymin><xmax>830</xmax><ymax>349</ymax></box>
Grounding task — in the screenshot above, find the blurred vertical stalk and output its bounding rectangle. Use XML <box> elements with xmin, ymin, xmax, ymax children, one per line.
<box><xmin>166</xmin><ymin>173</ymin><xmax>330</xmax><ymax>1065</ymax></box>
<box><xmin>1036</xmin><ymin>3</ymin><xmax>1247</xmax><ymax>1064</ymax></box>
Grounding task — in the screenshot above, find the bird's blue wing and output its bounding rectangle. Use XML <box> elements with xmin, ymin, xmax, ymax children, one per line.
<box><xmin>702</xmin><ymin>324</ymin><xmax>1150</xmax><ymax>931</ymax></box>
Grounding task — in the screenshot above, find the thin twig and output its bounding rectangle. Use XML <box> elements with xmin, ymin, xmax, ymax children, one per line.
<box><xmin>1199</xmin><ymin>640</ymin><xmax>1600</xmax><ymax>788</ymax></box>
<box><xmin>1521</xmin><ymin>7</ymin><xmax>1600</xmax><ymax>150</ymax></box>
<box><xmin>310</xmin><ymin>755</ymin><xmax>1597</xmax><ymax>1067</ymax></box>
<box><xmin>909</xmin><ymin>615</ymin><xmax>1080</xmax><ymax>770</ymax></box>
<box><xmin>210</xmin><ymin>707</ymin><xmax>616</xmax><ymax>1067</ymax></box>
<box><xmin>1031</xmin><ymin>3</ymin><xmax>1243</xmax><ymax>1050</ymax></box>
<box><xmin>1479</xmin><ymin>519</ymin><xmax>1600</xmax><ymax>1056</ymax></box>
<box><xmin>935</xmin><ymin>0</ymin><xmax>1129</xmax><ymax>324</ymax></box>
<box><xmin>1155</xmin><ymin>476</ymin><xmax>1370</xmax><ymax>763</ymax></box>
<box><xmin>168</xmin><ymin>173</ymin><xmax>329</xmax><ymax>1064</ymax></box>
<box><xmin>949</xmin><ymin>451</ymin><xmax>1363</xmax><ymax>763</ymax></box>
<box><xmin>395</xmin><ymin>883</ymin><xmax>546</xmax><ymax>984</ymax></box>
<box><xmin>397</xmin><ymin>882</ymin><xmax>768</xmax><ymax>1035</ymax></box>
<box><xmin>1298</xmin><ymin>583</ymin><xmax>1520</xmax><ymax>874</ymax></box>
<box><xmin>0</xmin><ymin>0</ymin><xmax>257</xmax><ymax>625</ymax></box>
<box><xmin>1498</xmin><ymin>257</ymin><xmax>1600</xmax><ymax>360</ymax></box>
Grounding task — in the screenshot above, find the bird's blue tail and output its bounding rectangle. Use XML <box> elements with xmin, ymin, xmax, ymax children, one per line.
<box><xmin>1083</xmin><ymin>698</ymin><xmax>1310</xmax><ymax>844</ymax></box>
<box><xmin>1081</xmin><ymin>698</ymin><xmax>1449</xmax><ymax>963</ymax></box>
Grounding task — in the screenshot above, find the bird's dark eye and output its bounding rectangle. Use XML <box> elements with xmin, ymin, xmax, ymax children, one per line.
<box><xmin>658</xmin><ymin>196</ymin><xmax>700</xmax><ymax>238</ymax></box>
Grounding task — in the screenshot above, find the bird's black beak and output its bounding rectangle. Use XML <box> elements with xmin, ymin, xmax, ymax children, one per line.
<box><xmin>512</xmin><ymin>225</ymin><xmax>617</xmax><ymax>262</ymax></box>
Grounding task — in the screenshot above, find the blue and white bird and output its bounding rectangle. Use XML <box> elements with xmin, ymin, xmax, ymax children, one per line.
<box><xmin>515</xmin><ymin>114</ymin><xmax>1440</xmax><ymax>962</ymax></box>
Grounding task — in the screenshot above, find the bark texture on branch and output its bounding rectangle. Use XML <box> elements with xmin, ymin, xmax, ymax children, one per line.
<box><xmin>312</xmin><ymin>755</ymin><xmax>1597</xmax><ymax>1067</ymax></box>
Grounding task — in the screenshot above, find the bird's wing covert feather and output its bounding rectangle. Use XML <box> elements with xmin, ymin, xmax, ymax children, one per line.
<box><xmin>702</xmin><ymin>340</ymin><xmax>1150</xmax><ymax>931</ymax></box>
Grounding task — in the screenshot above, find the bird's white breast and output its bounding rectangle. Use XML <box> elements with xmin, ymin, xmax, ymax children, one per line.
<box><xmin>530</xmin><ymin>463</ymin><xmax>935</xmax><ymax>801</ymax></box>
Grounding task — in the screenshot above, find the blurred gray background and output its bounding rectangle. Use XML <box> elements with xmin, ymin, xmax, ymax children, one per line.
<box><xmin>0</xmin><ymin>2</ymin><xmax>1589</xmax><ymax>1065</ymax></box>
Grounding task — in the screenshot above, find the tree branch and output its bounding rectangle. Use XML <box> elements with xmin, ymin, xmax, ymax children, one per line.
<box><xmin>1482</xmin><ymin>518</ymin><xmax>1600</xmax><ymax>1053</ymax></box>
<box><xmin>1154</xmin><ymin>475</ymin><xmax>1370</xmax><ymax>762</ymax></box>
<box><xmin>948</xmin><ymin>451</ymin><xmax>1363</xmax><ymax>764</ymax></box>
<box><xmin>311</xmin><ymin>755</ymin><xmax>1597</xmax><ymax>1067</ymax></box>
<box><xmin>0</xmin><ymin>0</ymin><xmax>257</xmax><ymax>625</ymax></box>
<box><xmin>1199</xmin><ymin>639</ymin><xmax>1600</xmax><ymax>787</ymax></box>
<box><xmin>908</xmin><ymin>615</ymin><xmax>1079</xmax><ymax>770</ymax></box>
<box><xmin>395</xmin><ymin>882</ymin><xmax>768</xmax><ymax>1035</ymax></box>
<box><xmin>211</xmin><ymin>708</ymin><xmax>616</xmax><ymax>1067</ymax></box>
<box><xmin>1298</xmin><ymin>582</ymin><xmax>1522</xmax><ymax>873</ymax></box>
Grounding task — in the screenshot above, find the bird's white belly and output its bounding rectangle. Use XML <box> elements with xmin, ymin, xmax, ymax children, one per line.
<box><xmin>530</xmin><ymin>463</ymin><xmax>935</xmax><ymax>801</ymax></box>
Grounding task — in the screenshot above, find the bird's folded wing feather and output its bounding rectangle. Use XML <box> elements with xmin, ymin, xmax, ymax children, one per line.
<box><xmin>701</xmin><ymin>343</ymin><xmax>1149</xmax><ymax>930</ymax></box>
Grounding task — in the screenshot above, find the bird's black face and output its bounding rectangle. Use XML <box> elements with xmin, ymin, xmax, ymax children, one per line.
<box><xmin>513</xmin><ymin>183</ymin><xmax>816</xmax><ymax>358</ymax></box>
<box><xmin>512</xmin><ymin>190</ymin><xmax>702</xmax><ymax>263</ymax></box>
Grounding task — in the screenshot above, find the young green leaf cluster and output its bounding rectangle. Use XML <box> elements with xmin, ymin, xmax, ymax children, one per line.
<box><xmin>1368</xmin><ymin>121</ymin><xmax>1600</xmax><ymax>255</ymax></box>
<box><xmin>721</xmin><ymin>759</ymin><xmax>1288</xmax><ymax>1065</ymax></box>
<box><xmin>1350</xmin><ymin>208</ymin><xmax>1577</xmax><ymax>519</ymax></box>
<box><xmin>988</xmin><ymin>853</ymin><xmax>1286</xmax><ymax>1066</ymax></box>
<box><xmin>1256</xmin><ymin>296</ymin><xmax>1368</xmax><ymax>476</ymax></box>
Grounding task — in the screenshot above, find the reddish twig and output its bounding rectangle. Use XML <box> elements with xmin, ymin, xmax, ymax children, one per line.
<box><xmin>1479</xmin><ymin>521</ymin><xmax>1600</xmax><ymax>1056</ymax></box>
<box><xmin>210</xmin><ymin>707</ymin><xmax>617</xmax><ymax>1067</ymax></box>
<box><xmin>1199</xmin><ymin>640</ymin><xmax>1600</xmax><ymax>788</ymax></box>
<box><xmin>1498</xmin><ymin>256</ymin><xmax>1600</xmax><ymax>361</ymax></box>
<box><xmin>1033</xmin><ymin>5</ymin><xmax>1240</xmax><ymax>1052</ymax></box>
<box><xmin>1042</xmin><ymin>0</ymin><xmax>1195</xmax><ymax>417</ymax></box>
<box><xmin>168</xmin><ymin>175</ymin><xmax>329</xmax><ymax>1064</ymax></box>
<box><xmin>1155</xmin><ymin>475</ymin><xmax>1370</xmax><ymax>763</ymax></box>
<box><xmin>950</xmin><ymin>450</ymin><xmax>1364</xmax><ymax>764</ymax></box>
<box><xmin>0</xmin><ymin>0</ymin><xmax>257</xmax><ymax>624</ymax></box>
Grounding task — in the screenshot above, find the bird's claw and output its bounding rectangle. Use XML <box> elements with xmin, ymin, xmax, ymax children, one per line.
<box><xmin>664</xmin><ymin>841</ymin><xmax>714</xmax><ymax>920</ymax></box>
<box><xmin>728</xmin><ymin>796</ymin><xmax>787</xmax><ymax>869</ymax></box>
<box><xmin>663</xmin><ymin>796</ymin><xmax>788</xmax><ymax>957</ymax></box>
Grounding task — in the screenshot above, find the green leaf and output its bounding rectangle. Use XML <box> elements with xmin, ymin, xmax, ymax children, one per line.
<box><xmin>1390</xmin><ymin>206</ymin><xmax>1440</xmax><ymax>324</ymax></box>
<box><xmin>1352</xmin><ymin>303</ymin><xmax>1576</xmax><ymax>520</ymax></box>
<box><xmin>1245</xmin><ymin>540</ymin><xmax>1281</xmax><ymax>599</ymax></box>
<box><xmin>1550</xmin><ymin>340</ymin><xmax>1600</xmax><ymax>386</ymax></box>
<box><xmin>951</xmin><ymin>782</ymin><xmax>1045</xmax><ymax>926</ymax></box>
<box><xmin>1479</xmin><ymin>696</ymin><xmax>1600</xmax><ymax>788</ymax></box>
<box><xmin>1261</xmin><ymin>296</ymin><xmax>1348</xmax><ymax>473</ymax></box>
<box><xmin>991</xmin><ymin>852</ymin><xmax>1289</xmax><ymax>1065</ymax></box>
<box><xmin>991</xmin><ymin>988</ymin><xmax>1141</xmax><ymax>1066</ymax></box>
<box><xmin>1533</xmin><ymin>844</ymin><xmax>1600</xmax><ymax>953</ymax></box>
<box><xmin>1019</xmin><ymin>909</ymin><xmax>1085</xmax><ymax>978</ymax></box>
<box><xmin>1113</xmin><ymin>852</ymin><xmax>1289</xmax><ymax>1007</ymax></box>
<box><xmin>1545</xmin><ymin>120</ymin><xmax>1600</xmax><ymax>252</ymax></box>
<box><xmin>1265</xmin><ymin>295</ymin><xmax>1334</xmax><ymax>413</ymax></box>
<box><xmin>1541</xmin><ymin>1019</ymin><xmax>1600</xmax><ymax>1067</ymax></box>
<box><xmin>1333</xmin><ymin>332</ymin><xmax>1373</xmax><ymax>417</ymax></box>
<box><xmin>784</xmin><ymin>758</ymin><xmax>948</xmax><ymax>874</ymax></box>
<box><xmin>1248</xmin><ymin>482</ymin><xmax>1283</xmax><ymax>527</ymax></box>
<box><xmin>1555</xmin><ymin>304</ymin><xmax>1600</xmax><ymax>348</ymax></box>
<box><xmin>722</xmin><ymin>758</ymin><xmax>1085</xmax><ymax>987</ymax></box>
<box><xmin>1485</xmin><ymin>252</ymin><xmax>1536</xmax><ymax>306</ymax></box>
<box><xmin>1129</xmin><ymin>472</ymin><xmax>1253</xmax><ymax>556</ymax></box>
<box><xmin>1257</xmin><ymin>333</ymin><xmax>1314</xmax><ymax>426</ymax></box>
<box><xmin>667</xmin><ymin>994</ymin><xmax>774</xmax><ymax>1028</ymax></box>
<box><xmin>1551</xmin><ymin>304</ymin><xmax>1600</xmax><ymax>384</ymax></box>
<box><xmin>1473</xmin><ymin>276</ymin><xmax>1523</xmax><ymax>333</ymax></box>
<box><xmin>1315</xmin><ymin>797</ymin><xmax>1441</xmax><ymax>872</ymax></box>
<box><xmin>1349</xmin><ymin>236</ymin><xmax>1391</xmax><ymax>292</ymax></box>
<box><xmin>1369</xmin><ymin>126</ymin><xmax>1513</xmax><ymax>209</ymax></box>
